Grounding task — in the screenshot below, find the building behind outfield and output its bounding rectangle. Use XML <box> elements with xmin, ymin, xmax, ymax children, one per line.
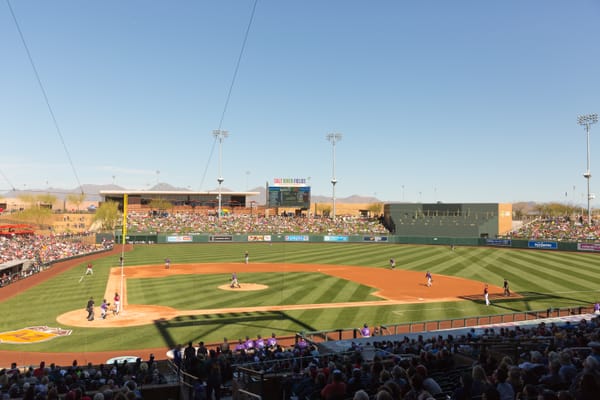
<box><xmin>100</xmin><ymin>190</ymin><xmax>259</xmax><ymax>211</ymax></box>
<box><xmin>383</xmin><ymin>202</ymin><xmax>512</xmax><ymax>238</ymax></box>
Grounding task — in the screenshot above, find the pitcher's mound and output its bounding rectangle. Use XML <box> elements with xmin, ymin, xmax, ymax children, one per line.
<box><xmin>218</xmin><ymin>283</ymin><xmax>268</xmax><ymax>291</ymax></box>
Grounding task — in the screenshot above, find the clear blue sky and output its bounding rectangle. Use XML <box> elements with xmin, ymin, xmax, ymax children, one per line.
<box><xmin>1</xmin><ymin>1</ymin><xmax>599</xmax><ymax>204</ymax></box>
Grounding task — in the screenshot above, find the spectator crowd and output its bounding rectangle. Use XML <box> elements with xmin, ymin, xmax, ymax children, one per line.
<box><xmin>187</xmin><ymin>312</ymin><xmax>600</xmax><ymax>400</ymax></box>
<box><xmin>7</xmin><ymin>311</ymin><xmax>600</xmax><ymax>399</ymax></box>
<box><xmin>0</xmin><ymin>356</ymin><xmax>166</xmax><ymax>400</ymax></box>
<box><xmin>0</xmin><ymin>232</ymin><xmax>110</xmax><ymax>286</ymax></box>
<box><xmin>0</xmin><ymin>232</ymin><xmax>100</xmax><ymax>265</ymax></box>
<box><xmin>508</xmin><ymin>217</ymin><xmax>600</xmax><ymax>242</ymax></box>
<box><xmin>124</xmin><ymin>211</ymin><xmax>389</xmax><ymax>236</ymax></box>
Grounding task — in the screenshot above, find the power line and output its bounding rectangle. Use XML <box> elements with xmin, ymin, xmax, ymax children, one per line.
<box><xmin>6</xmin><ymin>0</ymin><xmax>84</xmax><ymax>195</ymax></box>
<box><xmin>199</xmin><ymin>0</ymin><xmax>258</xmax><ymax>190</ymax></box>
<box><xmin>0</xmin><ymin>188</ymin><xmax>89</xmax><ymax>196</ymax></box>
<box><xmin>0</xmin><ymin>169</ymin><xmax>16</xmax><ymax>191</ymax></box>
<box><xmin>217</xmin><ymin>0</ymin><xmax>258</xmax><ymax>131</ymax></box>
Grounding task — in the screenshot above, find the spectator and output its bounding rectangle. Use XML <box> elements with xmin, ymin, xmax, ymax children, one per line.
<box><xmin>353</xmin><ymin>389</ymin><xmax>369</xmax><ymax>400</ymax></box>
<box><xmin>451</xmin><ymin>370</ymin><xmax>472</xmax><ymax>400</ymax></box>
<box><xmin>415</xmin><ymin>364</ymin><xmax>442</xmax><ymax>396</ymax></box>
<box><xmin>493</xmin><ymin>367</ymin><xmax>514</xmax><ymax>400</ymax></box>
<box><xmin>320</xmin><ymin>369</ymin><xmax>347</xmax><ymax>400</ymax></box>
<box><xmin>558</xmin><ymin>350</ymin><xmax>578</xmax><ymax>385</ymax></box>
<box><xmin>472</xmin><ymin>365</ymin><xmax>492</xmax><ymax>398</ymax></box>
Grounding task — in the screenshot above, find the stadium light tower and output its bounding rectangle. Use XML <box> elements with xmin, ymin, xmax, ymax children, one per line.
<box><xmin>579</xmin><ymin>114</ymin><xmax>598</xmax><ymax>225</ymax></box>
<box><xmin>326</xmin><ymin>132</ymin><xmax>342</xmax><ymax>219</ymax></box>
<box><xmin>213</xmin><ymin>129</ymin><xmax>229</xmax><ymax>218</ymax></box>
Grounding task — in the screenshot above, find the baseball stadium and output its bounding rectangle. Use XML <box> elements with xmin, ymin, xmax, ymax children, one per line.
<box><xmin>3</xmin><ymin>2</ymin><xmax>599</xmax><ymax>399</ymax></box>
<box><xmin>1</xmin><ymin>189</ymin><xmax>600</xmax><ymax>400</ymax></box>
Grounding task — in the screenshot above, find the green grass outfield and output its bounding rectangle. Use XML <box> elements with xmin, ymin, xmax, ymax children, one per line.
<box><xmin>0</xmin><ymin>242</ymin><xmax>599</xmax><ymax>353</ymax></box>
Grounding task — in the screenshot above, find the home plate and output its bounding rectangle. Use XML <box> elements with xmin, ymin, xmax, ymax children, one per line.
<box><xmin>418</xmin><ymin>297</ymin><xmax>424</xmax><ymax>301</ymax></box>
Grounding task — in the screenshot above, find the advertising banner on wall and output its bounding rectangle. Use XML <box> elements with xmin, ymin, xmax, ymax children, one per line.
<box><xmin>167</xmin><ymin>236</ymin><xmax>193</xmax><ymax>243</ymax></box>
<box><xmin>324</xmin><ymin>236</ymin><xmax>349</xmax><ymax>242</ymax></box>
<box><xmin>209</xmin><ymin>235</ymin><xmax>233</xmax><ymax>242</ymax></box>
<box><xmin>527</xmin><ymin>241</ymin><xmax>558</xmax><ymax>250</ymax></box>
<box><xmin>486</xmin><ymin>238</ymin><xmax>512</xmax><ymax>246</ymax></box>
<box><xmin>577</xmin><ymin>243</ymin><xmax>600</xmax><ymax>252</ymax></box>
<box><xmin>363</xmin><ymin>236</ymin><xmax>388</xmax><ymax>242</ymax></box>
<box><xmin>285</xmin><ymin>235</ymin><xmax>309</xmax><ymax>242</ymax></box>
<box><xmin>248</xmin><ymin>235</ymin><xmax>272</xmax><ymax>242</ymax></box>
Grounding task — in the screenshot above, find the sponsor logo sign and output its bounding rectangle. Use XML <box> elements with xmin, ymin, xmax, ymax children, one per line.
<box><xmin>486</xmin><ymin>238</ymin><xmax>511</xmax><ymax>246</ymax></box>
<box><xmin>528</xmin><ymin>241</ymin><xmax>558</xmax><ymax>249</ymax></box>
<box><xmin>209</xmin><ymin>235</ymin><xmax>233</xmax><ymax>242</ymax></box>
<box><xmin>248</xmin><ymin>235</ymin><xmax>272</xmax><ymax>242</ymax></box>
<box><xmin>166</xmin><ymin>235</ymin><xmax>193</xmax><ymax>242</ymax></box>
<box><xmin>0</xmin><ymin>326</ymin><xmax>72</xmax><ymax>344</ymax></box>
<box><xmin>324</xmin><ymin>236</ymin><xmax>349</xmax><ymax>242</ymax></box>
<box><xmin>363</xmin><ymin>236</ymin><xmax>388</xmax><ymax>242</ymax></box>
<box><xmin>285</xmin><ymin>235</ymin><xmax>309</xmax><ymax>242</ymax></box>
<box><xmin>273</xmin><ymin>178</ymin><xmax>307</xmax><ymax>186</ymax></box>
<box><xmin>578</xmin><ymin>243</ymin><xmax>600</xmax><ymax>252</ymax></box>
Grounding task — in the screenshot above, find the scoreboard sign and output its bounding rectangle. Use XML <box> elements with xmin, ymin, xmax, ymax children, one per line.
<box><xmin>268</xmin><ymin>186</ymin><xmax>310</xmax><ymax>208</ymax></box>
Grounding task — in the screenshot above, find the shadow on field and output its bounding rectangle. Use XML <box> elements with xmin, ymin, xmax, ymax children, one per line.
<box><xmin>460</xmin><ymin>291</ymin><xmax>591</xmax><ymax>313</ymax></box>
<box><xmin>153</xmin><ymin>311</ymin><xmax>316</xmax><ymax>348</ymax></box>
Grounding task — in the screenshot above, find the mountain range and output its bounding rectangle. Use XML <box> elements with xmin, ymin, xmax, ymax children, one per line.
<box><xmin>1</xmin><ymin>183</ymin><xmax>380</xmax><ymax>205</ymax></box>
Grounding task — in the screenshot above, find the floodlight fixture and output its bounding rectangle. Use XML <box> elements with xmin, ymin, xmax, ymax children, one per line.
<box><xmin>213</xmin><ymin>130</ymin><xmax>229</xmax><ymax>217</ymax></box>
<box><xmin>326</xmin><ymin>133</ymin><xmax>342</xmax><ymax>219</ymax></box>
<box><xmin>578</xmin><ymin>114</ymin><xmax>598</xmax><ymax>225</ymax></box>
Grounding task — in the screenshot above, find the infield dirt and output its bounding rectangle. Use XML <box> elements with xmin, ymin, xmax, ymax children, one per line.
<box><xmin>0</xmin><ymin>248</ymin><xmax>507</xmax><ymax>366</ymax></box>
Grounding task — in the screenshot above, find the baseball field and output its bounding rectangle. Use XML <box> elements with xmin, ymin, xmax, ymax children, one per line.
<box><xmin>0</xmin><ymin>242</ymin><xmax>598</xmax><ymax>366</ymax></box>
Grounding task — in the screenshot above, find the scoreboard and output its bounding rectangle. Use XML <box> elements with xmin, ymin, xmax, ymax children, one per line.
<box><xmin>267</xmin><ymin>186</ymin><xmax>311</xmax><ymax>208</ymax></box>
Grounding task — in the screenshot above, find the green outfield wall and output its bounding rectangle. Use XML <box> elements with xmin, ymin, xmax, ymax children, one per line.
<box><xmin>111</xmin><ymin>232</ymin><xmax>592</xmax><ymax>253</ymax></box>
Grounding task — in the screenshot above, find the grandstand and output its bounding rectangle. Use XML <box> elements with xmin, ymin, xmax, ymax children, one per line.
<box><xmin>184</xmin><ymin>307</ymin><xmax>600</xmax><ymax>400</ymax></box>
<box><xmin>2</xmin><ymin>211</ymin><xmax>600</xmax><ymax>399</ymax></box>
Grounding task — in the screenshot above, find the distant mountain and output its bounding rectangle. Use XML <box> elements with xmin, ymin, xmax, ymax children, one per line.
<box><xmin>1</xmin><ymin>184</ymin><xmax>126</xmax><ymax>202</ymax></box>
<box><xmin>2</xmin><ymin>183</ymin><xmax>381</xmax><ymax>204</ymax></box>
<box><xmin>148</xmin><ymin>183</ymin><xmax>192</xmax><ymax>192</ymax></box>
<box><xmin>246</xmin><ymin>186</ymin><xmax>380</xmax><ymax>205</ymax></box>
<box><xmin>75</xmin><ymin>184</ymin><xmax>124</xmax><ymax>201</ymax></box>
<box><xmin>313</xmin><ymin>194</ymin><xmax>381</xmax><ymax>204</ymax></box>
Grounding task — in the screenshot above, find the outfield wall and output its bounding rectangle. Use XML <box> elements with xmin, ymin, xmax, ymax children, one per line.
<box><xmin>111</xmin><ymin>232</ymin><xmax>595</xmax><ymax>253</ymax></box>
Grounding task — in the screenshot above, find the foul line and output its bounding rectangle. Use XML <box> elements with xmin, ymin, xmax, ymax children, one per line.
<box><xmin>392</xmin><ymin>306</ymin><xmax>463</xmax><ymax>315</ymax></box>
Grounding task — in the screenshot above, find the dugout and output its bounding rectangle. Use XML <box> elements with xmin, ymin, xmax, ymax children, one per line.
<box><xmin>0</xmin><ymin>259</ymin><xmax>33</xmax><ymax>285</ymax></box>
<box><xmin>383</xmin><ymin>202</ymin><xmax>512</xmax><ymax>238</ymax></box>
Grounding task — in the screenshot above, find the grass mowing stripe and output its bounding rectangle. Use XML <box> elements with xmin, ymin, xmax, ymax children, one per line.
<box><xmin>498</xmin><ymin>257</ymin><xmax>567</xmax><ymax>294</ymax></box>
<box><xmin>536</xmin><ymin>254</ymin><xmax>600</xmax><ymax>288</ymax></box>
<box><xmin>128</xmin><ymin>272</ymin><xmax>382</xmax><ymax>310</ymax></box>
<box><xmin>2</xmin><ymin>243</ymin><xmax>600</xmax><ymax>353</ymax></box>
<box><xmin>507</xmin><ymin>250</ymin><xmax>599</xmax><ymax>292</ymax></box>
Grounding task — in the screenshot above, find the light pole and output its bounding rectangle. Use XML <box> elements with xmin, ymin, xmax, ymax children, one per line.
<box><xmin>579</xmin><ymin>114</ymin><xmax>598</xmax><ymax>225</ymax></box>
<box><xmin>213</xmin><ymin>129</ymin><xmax>229</xmax><ymax>217</ymax></box>
<box><xmin>326</xmin><ymin>133</ymin><xmax>342</xmax><ymax>219</ymax></box>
